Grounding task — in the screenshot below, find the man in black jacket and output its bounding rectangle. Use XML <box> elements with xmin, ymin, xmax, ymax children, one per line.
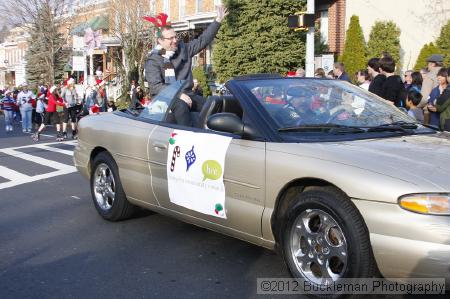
<box><xmin>367</xmin><ymin>57</ymin><xmax>386</xmax><ymax>97</ymax></box>
<box><xmin>145</xmin><ymin>6</ymin><xmax>228</xmax><ymax>126</ymax></box>
<box><xmin>379</xmin><ymin>56</ymin><xmax>405</xmax><ymax>107</ymax></box>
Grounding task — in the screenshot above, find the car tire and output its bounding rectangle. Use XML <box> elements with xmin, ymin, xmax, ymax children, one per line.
<box><xmin>90</xmin><ymin>151</ymin><xmax>137</xmax><ymax>221</ymax></box>
<box><xmin>281</xmin><ymin>186</ymin><xmax>376</xmax><ymax>295</ymax></box>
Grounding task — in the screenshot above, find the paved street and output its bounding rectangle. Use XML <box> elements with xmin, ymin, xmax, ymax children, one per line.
<box><xmin>0</xmin><ymin>116</ymin><xmax>293</xmax><ymax>299</ymax></box>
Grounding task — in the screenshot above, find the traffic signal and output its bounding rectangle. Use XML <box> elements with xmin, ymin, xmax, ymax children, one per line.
<box><xmin>288</xmin><ymin>12</ymin><xmax>315</xmax><ymax>31</ymax></box>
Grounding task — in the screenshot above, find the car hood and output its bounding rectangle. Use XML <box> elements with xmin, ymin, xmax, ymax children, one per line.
<box><xmin>275</xmin><ymin>133</ymin><xmax>450</xmax><ymax>191</ymax></box>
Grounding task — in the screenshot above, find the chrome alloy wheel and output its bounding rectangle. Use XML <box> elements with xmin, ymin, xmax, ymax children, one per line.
<box><xmin>290</xmin><ymin>209</ymin><xmax>348</xmax><ymax>284</ymax></box>
<box><xmin>93</xmin><ymin>163</ymin><xmax>116</xmax><ymax>211</ymax></box>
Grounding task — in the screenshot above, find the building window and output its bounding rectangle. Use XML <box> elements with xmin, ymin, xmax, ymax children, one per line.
<box><xmin>196</xmin><ymin>0</ymin><xmax>202</xmax><ymax>13</ymax></box>
<box><xmin>319</xmin><ymin>10</ymin><xmax>329</xmax><ymax>44</ymax></box>
<box><xmin>179</xmin><ymin>0</ymin><xmax>185</xmax><ymax>18</ymax></box>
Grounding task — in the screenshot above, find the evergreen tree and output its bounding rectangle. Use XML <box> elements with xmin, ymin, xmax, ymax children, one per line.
<box><xmin>414</xmin><ymin>42</ymin><xmax>440</xmax><ymax>71</ymax></box>
<box><xmin>213</xmin><ymin>0</ymin><xmax>306</xmax><ymax>82</ymax></box>
<box><xmin>436</xmin><ymin>19</ymin><xmax>450</xmax><ymax>67</ymax></box>
<box><xmin>341</xmin><ymin>15</ymin><xmax>366</xmax><ymax>83</ymax></box>
<box><xmin>25</xmin><ymin>4</ymin><xmax>70</xmax><ymax>85</ymax></box>
<box><xmin>192</xmin><ymin>66</ymin><xmax>211</xmax><ymax>97</ymax></box>
<box><xmin>367</xmin><ymin>21</ymin><xmax>401</xmax><ymax>67</ymax></box>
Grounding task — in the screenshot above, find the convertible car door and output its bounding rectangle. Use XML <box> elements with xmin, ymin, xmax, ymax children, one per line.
<box><xmin>148</xmin><ymin>125</ymin><xmax>266</xmax><ymax>239</ymax></box>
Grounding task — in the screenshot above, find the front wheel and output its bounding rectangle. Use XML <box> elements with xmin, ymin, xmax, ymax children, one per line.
<box><xmin>90</xmin><ymin>151</ymin><xmax>137</xmax><ymax>221</ymax></box>
<box><xmin>282</xmin><ymin>186</ymin><xmax>376</xmax><ymax>292</ymax></box>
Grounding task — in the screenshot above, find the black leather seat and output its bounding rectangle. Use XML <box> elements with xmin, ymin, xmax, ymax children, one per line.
<box><xmin>197</xmin><ymin>96</ymin><xmax>224</xmax><ymax>128</ymax></box>
<box><xmin>196</xmin><ymin>96</ymin><xmax>243</xmax><ymax>129</ymax></box>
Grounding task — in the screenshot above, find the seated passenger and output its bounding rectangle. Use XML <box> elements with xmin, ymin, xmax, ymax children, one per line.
<box><xmin>275</xmin><ymin>91</ymin><xmax>319</xmax><ymax>126</ymax></box>
<box><xmin>265</xmin><ymin>86</ymin><xmax>287</xmax><ymax>105</ymax></box>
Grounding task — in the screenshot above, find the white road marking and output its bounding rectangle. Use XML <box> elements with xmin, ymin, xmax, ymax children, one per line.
<box><xmin>32</xmin><ymin>144</ymin><xmax>73</xmax><ymax>156</ymax></box>
<box><xmin>0</xmin><ymin>165</ymin><xmax>31</xmax><ymax>181</ymax></box>
<box><xmin>0</xmin><ymin>140</ymin><xmax>78</xmax><ymax>190</ymax></box>
<box><xmin>7</xmin><ymin>140</ymin><xmax>78</xmax><ymax>150</ymax></box>
<box><xmin>0</xmin><ymin>168</ymin><xmax>76</xmax><ymax>190</ymax></box>
<box><xmin>0</xmin><ymin>148</ymin><xmax>71</xmax><ymax>170</ymax></box>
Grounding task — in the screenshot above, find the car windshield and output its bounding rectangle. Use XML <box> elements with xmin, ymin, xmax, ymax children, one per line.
<box><xmin>139</xmin><ymin>81</ymin><xmax>186</xmax><ymax>121</ymax></box>
<box><xmin>238</xmin><ymin>78</ymin><xmax>425</xmax><ymax>131</ymax></box>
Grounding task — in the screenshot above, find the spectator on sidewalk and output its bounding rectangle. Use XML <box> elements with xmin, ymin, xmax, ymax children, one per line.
<box><xmin>314</xmin><ymin>68</ymin><xmax>326</xmax><ymax>78</ymax></box>
<box><xmin>96</xmin><ymin>80</ymin><xmax>108</xmax><ymax>112</ymax></box>
<box><xmin>436</xmin><ymin>67</ymin><xmax>450</xmax><ymax>131</ymax></box>
<box><xmin>406</xmin><ymin>89</ymin><xmax>424</xmax><ymax>123</ymax></box>
<box><xmin>131</xmin><ymin>85</ymin><xmax>144</xmax><ymax>109</ymax></box>
<box><xmin>333</xmin><ymin>62</ymin><xmax>351</xmax><ymax>83</ymax></box>
<box><xmin>356</xmin><ymin>69</ymin><xmax>371</xmax><ymax>90</ymax></box>
<box><xmin>403</xmin><ymin>70</ymin><xmax>413</xmax><ymax>90</ymax></box>
<box><xmin>61</xmin><ymin>78</ymin><xmax>80</xmax><ymax>139</ymax></box>
<box><xmin>367</xmin><ymin>57</ymin><xmax>386</xmax><ymax>97</ymax></box>
<box><xmin>379</xmin><ymin>56</ymin><xmax>405</xmax><ymax>107</ymax></box>
<box><xmin>192</xmin><ymin>79</ymin><xmax>204</xmax><ymax>97</ymax></box>
<box><xmin>0</xmin><ymin>90</ymin><xmax>16</xmax><ymax>132</ymax></box>
<box><xmin>295</xmin><ymin>67</ymin><xmax>306</xmax><ymax>77</ymax></box>
<box><xmin>129</xmin><ymin>79</ymin><xmax>136</xmax><ymax>100</ymax></box>
<box><xmin>409</xmin><ymin>71</ymin><xmax>423</xmax><ymax>92</ymax></box>
<box><xmin>17</xmin><ymin>83</ymin><xmax>36</xmax><ymax>133</ymax></box>
<box><xmin>427</xmin><ymin>68</ymin><xmax>448</xmax><ymax>128</ymax></box>
<box><xmin>420</xmin><ymin>54</ymin><xmax>444</xmax><ymax>109</ymax></box>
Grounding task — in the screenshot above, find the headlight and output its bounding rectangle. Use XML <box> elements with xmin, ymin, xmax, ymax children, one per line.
<box><xmin>399</xmin><ymin>194</ymin><xmax>450</xmax><ymax>215</ymax></box>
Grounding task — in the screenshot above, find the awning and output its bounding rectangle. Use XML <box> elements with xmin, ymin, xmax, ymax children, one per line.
<box><xmin>89</xmin><ymin>15</ymin><xmax>109</xmax><ymax>31</ymax></box>
<box><xmin>70</xmin><ymin>15</ymin><xmax>109</xmax><ymax>36</ymax></box>
<box><xmin>70</xmin><ymin>22</ymin><xmax>89</xmax><ymax>36</ymax></box>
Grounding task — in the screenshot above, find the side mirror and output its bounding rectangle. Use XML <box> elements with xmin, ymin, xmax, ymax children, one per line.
<box><xmin>207</xmin><ymin>113</ymin><xmax>244</xmax><ymax>135</ymax></box>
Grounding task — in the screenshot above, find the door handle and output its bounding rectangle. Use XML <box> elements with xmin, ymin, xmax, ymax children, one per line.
<box><xmin>153</xmin><ymin>142</ymin><xmax>167</xmax><ymax>151</ymax></box>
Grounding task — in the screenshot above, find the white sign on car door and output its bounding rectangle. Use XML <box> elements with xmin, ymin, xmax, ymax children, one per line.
<box><xmin>166</xmin><ymin>130</ymin><xmax>232</xmax><ymax>218</ymax></box>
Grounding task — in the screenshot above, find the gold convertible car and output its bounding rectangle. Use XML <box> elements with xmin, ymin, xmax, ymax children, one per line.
<box><xmin>74</xmin><ymin>75</ymin><xmax>450</xmax><ymax>291</ymax></box>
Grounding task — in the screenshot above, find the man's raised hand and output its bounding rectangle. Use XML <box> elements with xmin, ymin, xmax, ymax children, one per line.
<box><xmin>215</xmin><ymin>5</ymin><xmax>229</xmax><ymax>23</ymax></box>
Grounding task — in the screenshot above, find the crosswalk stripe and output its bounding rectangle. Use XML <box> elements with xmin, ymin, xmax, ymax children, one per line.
<box><xmin>0</xmin><ymin>140</ymin><xmax>78</xmax><ymax>190</ymax></box>
<box><xmin>32</xmin><ymin>144</ymin><xmax>74</xmax><ymax>156</ymax></box>
<box><xmin>0</xmin><ymin>165</ymin><xmax>32</xmax><ymax>181</ymax></box>
<box><xmin>0</xmin><ymin>148</ymin><xmax>72</xmax><ymax>170</ymax></box>
<box><xmin>0</xmin><ymin>167</ymin><xmax>77</xmax><ymax>190</ymax></box>
<box><xmin>8</xmin><ymin>140</ymin><xmax>77</xmax><ymax>150</ymax></box>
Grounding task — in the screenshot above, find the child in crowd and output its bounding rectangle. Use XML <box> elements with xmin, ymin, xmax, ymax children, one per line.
<box><xmin>406</xmin><ymin>89</ymin><xmax>424</xmax><ymax>123</ymax></box>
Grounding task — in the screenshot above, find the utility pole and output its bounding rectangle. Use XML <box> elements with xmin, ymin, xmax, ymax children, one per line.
<box><xmin>305</xmin><ymin>0</ymin><xmax>315</xmax><ymax>77</ymax></box>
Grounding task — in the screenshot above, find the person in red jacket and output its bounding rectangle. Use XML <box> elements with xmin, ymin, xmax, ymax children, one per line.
<box><xmin>32</xmin><ymin>86</ymin><xmax>65</xmax><ymax>141</ymax></box>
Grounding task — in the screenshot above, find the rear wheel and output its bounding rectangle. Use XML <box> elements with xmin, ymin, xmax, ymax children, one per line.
<box><xmin>90</xmin><ymin>152</ymin><xmax>136</xmax><ymax>221</ymax></box>
<box><xmin>281</xmin><ymin>186</ymin><xmax>376</xmax><ymax>296</ymax></box>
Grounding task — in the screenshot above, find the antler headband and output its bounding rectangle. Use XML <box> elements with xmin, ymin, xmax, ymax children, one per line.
<box><xmin>143</xmin><ymin>13</ymin><xmax>172</xmax><ymax>37</ymax></box>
